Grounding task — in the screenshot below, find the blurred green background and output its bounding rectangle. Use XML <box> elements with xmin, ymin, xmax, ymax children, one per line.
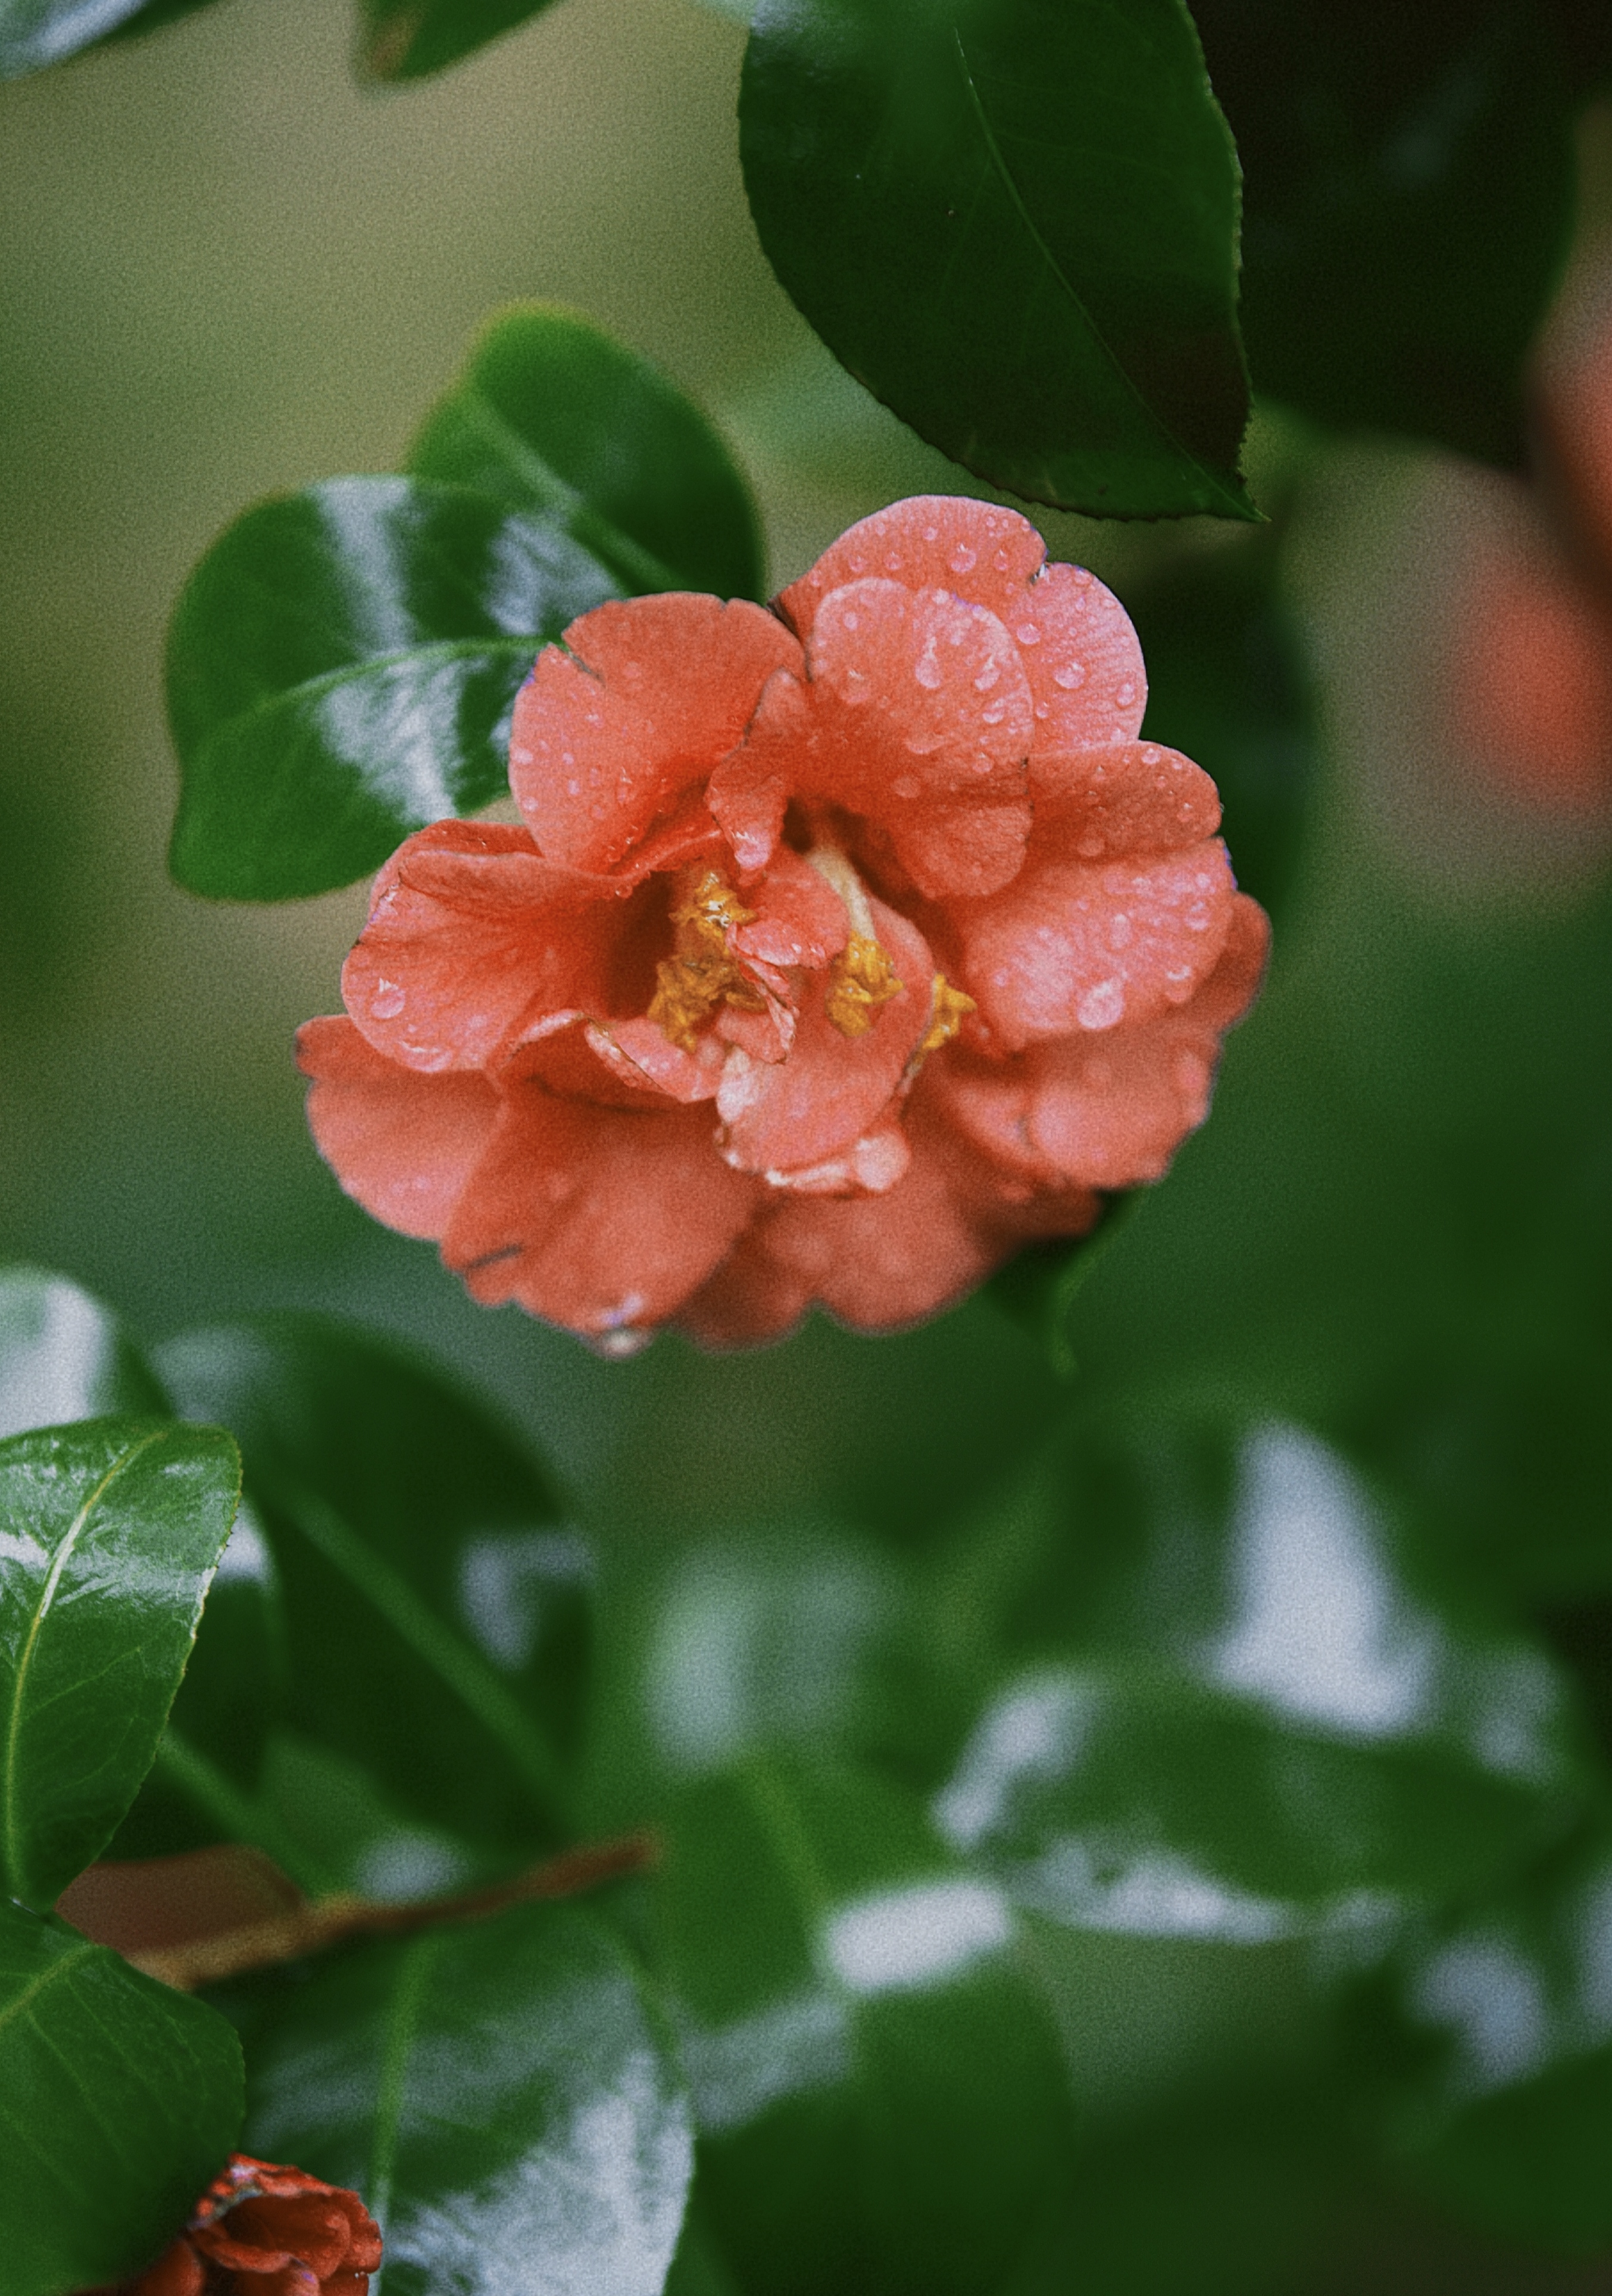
<box><xmin>7</xmin><ymin>5</ymin><xmax>1612</xmax><ymax>2286</ymax></box>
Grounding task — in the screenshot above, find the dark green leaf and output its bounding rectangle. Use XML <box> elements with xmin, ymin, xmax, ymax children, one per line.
<box><xmin>657</xmin><ymin>1755</ymin><xmax>1076</xmax><ymax>2295</ymax></box>
<box><xmin>358</xmin><ymin>0</ymin><xmax>555</xmax><ymax>82</ymax></box>
<box><xmin>410</xmin><ymin>307</ymin><xmax>764</xmax><ymax>601</ymax></box>
<box><xmin>0</xmin><ymin>1266</ymin><xmax>169</xmax><ymax>1442</ymax></box>
<box><xmin>1387</xmin><ymin>1824</ymin><xmax>1612</xmax><ymax>2250</ymax></box>
<box><xmin>0</xmin><ymin>1417</ymin><xmax>242</xmax><ymax>1909</ymax></box>
<box><xmin>106</xmin><ymin>1495</ymin><xmax>289</xmax><ymax>1867</ymax></box>
<box><xmin>935</xmin><ymin>1414</ymin><xmax>1586</xmax><ymax>1927</ymax></box>
<box><xmin>166</xmin><ymin>475</ymin><xmax>620</xmax><ymax>901</ymax></box>
<box><xmin>1192</xmin><ymin>0</ymin><xmax>1576</xmax><ymax>461</ymax></box>
<box><xmin>157</xmin><ymin>1318</ymin><xmax>589</xmax><ymax>1876</ymax></box>
<box><xmin>740</xmin><ymin>0</ymin><xmax>1255</xmax><ymax>520</ymax></box>
<box><xmin>220</xmin><ymin>1901</ymin><xmax>691</xmax><ymax>2294</ymax></box>
<box><xmin>0</xmin><ymin>1899</ymin><xmax>242</xmax><ymax>2296</ymax></box>
<box><xmin>0</xmin><ymin>0</ymin><xmax>143</xmax><ymax>76</ymax></box>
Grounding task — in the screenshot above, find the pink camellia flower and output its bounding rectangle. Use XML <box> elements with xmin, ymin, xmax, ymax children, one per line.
<box><xmin>299</xmin><ymin>495</ymin><xmax>1269</xmax><ymax>1349</ymax></box>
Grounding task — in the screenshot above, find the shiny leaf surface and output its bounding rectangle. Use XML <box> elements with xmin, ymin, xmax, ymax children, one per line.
<box><xmin>0</xmin><ymin>1417</ymin><xmax>241</xmax><ymax>1909</ymax></box>
<box><xmin>410</xmin><ymin>305</ymin><xmax>764</xmax><ymax>601</ymax></box>
<box><xmin>740</xmin><ymin>0</ymin><xmax>1255</xmax><ymax>519</ymax></box>
<box><xmin>1194</xmin><ymin>0</ymin><xmax>1576</xmax><ymax>462</ymax></box>
<box><xmin>221</xmin><ymin>1901</ymin><xmax>692</xmax><ymax>2295</ymax></box>
<box><xmin>1389</xmin><ymin>1825</ymin><xmax>1612</xmax><ymax>2251</ymax></box>
<box><xmin>157</xmin><ymin>1318</ymin><xmax>589</xmax><ymax>1877</ymax></box>
<box><xmin>0</xmin><ymin>0</ymin><xmax>143</xmax><ymax>75</ymax></box>
<box><xmin>656</xmin><ymin>1755</ymin><xmax>1076</xmax><ymax>2295</ymax></box>
<box><xmin>166</xmin><ymin>475</ymin><xmax>620</xmax><ymax>900</ymax></box>
<box><xmin>0</xmin><ymin>1899</ymin><xmax>242</xmax><ymax>2296</ymax></box>
<box><xmin>0</xmin><ymin>1266</ymin><xmax>168</xmax><ymax>1442</ymax></box>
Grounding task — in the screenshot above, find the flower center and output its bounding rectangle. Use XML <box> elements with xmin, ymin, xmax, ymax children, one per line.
<box><xmin>648</xmin><ymin>868</ymin><xmax>767</xmax><ymax>1050</ymax></box>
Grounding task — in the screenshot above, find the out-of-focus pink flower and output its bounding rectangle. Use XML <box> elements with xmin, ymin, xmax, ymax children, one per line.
<box><xmin>299</xmin><ymin>496</ymin><xmax>1268</xmax><ymax>1349</ymax></box>
<box><xmin>102</xmin><ymin>2154</ymin><xmax>382</xmax><ymax>2296</ymax></box>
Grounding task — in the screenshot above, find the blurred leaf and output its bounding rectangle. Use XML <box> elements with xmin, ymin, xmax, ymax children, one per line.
<box><xmin>740</xmin><ymin>0</ymin><xmax>1255</xmax><ymax>519</ymax></box>
<box><xmin>157</xmin><ymin>1317</ymin><xmax>590</xmax><ymax>1873</ymax></box>
<box><xmin>410</xmin><ymin>305</ymin><xmax>765</xmax><ymax>601</ymax></box>
<box><xmin>0</xmin><ymin>0</ymin><xmax>144</xmax><ymax>76</ymax></box>
<box><xmin>657</xmin><ymin>1754</ymin><xmax>1076</xmax><ymax>2295</ymax></box>
<box><xmin>220</xmin><ymin>1901</ymin><xmax>691</xmax><ymax>2295</ymax></box>
<box><xmin>1387</xmin><ymin>1824</ymin><xmax>1612</xmax><ymax>2251</ymax></box>
<box><xmin>1192</xmin><ymin>0</ymin><xmax>1576</xmax><ymax>461</ymax></box>
<box><xmin>0</xmin><ymin>1898</ymin><xmax>242</xmax><ymax>2296</ymax></box>
<box><xmin>1129</xmin><ymin>528</ymin><xmax>1319</xmax><ymax>918</ymax></box>
<box><xmin>165</xmin><ymin>476</ymin><xmax>620</xmax><ymax>901</ymax></box>
<box><xmin>936</xmin><ymin>1414</ymin><xmax>1586</xmax><ymax>1930</ymax></box>
<box><xmin>359</xmin><ymin>0</ymin><xmax>557</xmax><ymax>82</ymax></box>
<box><xmin>0</xmin><ymin>1416</ymin><xmax>240</xmax><ymax>1910</ymax></box>
<box><xmin>0</xmin><ymin>1266</ymin><xmax>169</xmax><ymax>1442</ymax></box>
<box><xmin>92</xmin><ymin>0</ymin><xmax>224</xmax><ymax>45</ymax></box>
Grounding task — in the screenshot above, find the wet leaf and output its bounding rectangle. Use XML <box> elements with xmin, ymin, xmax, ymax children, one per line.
<box><xmin>0</xmin><ymin>1266</ymin><xmax>168</xmax><ymax>1442</ymax></box>
<box><xmin>221</xmin><ymin>1901</ymin><xmax>691</xmax><ymax>2296</ymax></box>
<box><xmin>0</xmin><ymin>1417</ymin><xmax>241</xmax><ymax>1910</ymax></box>
<box><xmin>0</xmin><ymin>1899</ymin><xmax>242</xmax><ymax>2296</ymax></box>
<box><xmin>166</xmin><ymin>476</ymin><xmax>620</xmax><ymax>901</ymax></box>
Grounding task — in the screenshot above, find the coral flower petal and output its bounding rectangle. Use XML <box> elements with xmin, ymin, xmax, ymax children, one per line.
<box><xmin>1014</xmin><ymin>560</ymin><xmax>1146</xmax><ymax>759</ymax></box>
<box><xmin>510</xmin><ymin>595</ymin><xmax>801</xmax><ymax>871</ymax></box>
<box><xmin>716</xmin><ymin>897</ymin><xmax>932</xmax><ymax>1180</ymax></box>
<box><xmin>442</xmin><ymin>1091</ymin><xmax>757</xmax><ymax>1340</ymax></box>
<box><xmin>1029</xmin><ymin>743</ymin><xmax>1222</xmax><ymax>848</ymax></box>
<box><xmin>342</xmin><ymin>820</ymin><xmax>641</xmax><ymax>1073</ymax></box>
<box><xmin>123</xmin><ymin>2241</ymin><xmax>206</xmax><ymax>2296</ymax></box>
<box><xmin>730</xmin><ymin>846</ymin><xmax>850</xmax><ymax>969</ymax></box>
<box><xmin>298</xmin><ymin>1017</ymin><xmax>498</xmax><ymax>1238</ymax></box>
<box><xmin>954</xmin><ymin>832</ymin><xmax>1238</xmax><ymax>1051</ymax></box>
<box><xmin>778</xmin><ymin>495</ymin><xmax>1049</xmax><ymax>631</ymax></box>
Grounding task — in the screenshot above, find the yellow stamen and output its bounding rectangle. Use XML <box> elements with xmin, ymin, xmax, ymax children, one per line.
<box><xmin>826</xmin><ymin>934</ymin><xmax>904</xmax><ymax>1038</ymax></box>
<box><xmin>649</xmin><ymin>868</ymin><xmax>765</xmax><ymax>1050</ymax></box>
<box><xmin>920</xmin><ymin>973</ymin><xmax>976</xmax><ymax>1054</ymax></box>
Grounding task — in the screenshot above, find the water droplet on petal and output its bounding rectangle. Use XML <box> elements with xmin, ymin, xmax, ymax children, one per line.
<box><xmin>1077</xmin><ymin>978</ymin><xmax>1126</xmax><ymax>1030</ymax></box>
<box><xmin>949</xmin><ymin>545</ymin><xmax>977</xmax><ymax>575</ymax></box>
<box><xmin>370</xmin><ymin>980</ymin><xmax>405</xmax><ymax>1020</ymax></box>
<box><xmin>1108</xmin><ymin>912</ymin><xmax>1132</xmax><ymax>949</ymax></box>
<box><xmin>1016</xmin><ymin>622</ymin><xmax>1040</xmax><ymax>645</ymax></box>
<box><xmin>842</xmin><ymin>610</ymin><xmax>859</xmax><ymax>631</ymax></box>
<box><xmin>1053</xmin><ymin>663</ymin><xmax>1085</xmax><ymax>691</ymax></box>
<box><xmin>982</xmin><ymin>702</ymin><xmax>1007</xmax><ymax>725</ymax></box>
<box><xmin>914</xmin><ymin>641</ymin><xmax>943</xmax><ymax>690</ymax></box>
<box><xmin>1117</xmin><ymin>682</ymin><xmax>1135</xmax><ymax>704</ymax></box>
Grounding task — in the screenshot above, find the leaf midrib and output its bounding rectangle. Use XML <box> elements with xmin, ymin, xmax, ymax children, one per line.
<box><xmin>1</xmin><ymin>1427</ymin><xmax>167</xmax><ymax>1902</ymax></box>
<box><xmin>186</xmin><ymin>633</ymin><xmax>544</xmax><ymax>767</ymax></box>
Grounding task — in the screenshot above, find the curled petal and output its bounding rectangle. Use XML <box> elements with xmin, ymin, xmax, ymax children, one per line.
<box><xmin>953</xmin><ymin>837</ymin><xmax>1238</xmax><ymax>1052</ymax></box>
<box><xmin>343</xmin><ymin>820</ymin><xmax>638</xmax><ymax>1072</ymax></box>
<box><xmin>585</xmin><ymin>1016</ymin><xmax>724</xmax><ymax>1103</ymax></box>
<box><xmin>731</xmin><ymin>846</ymin><xmax>849</xmax><ymax>969</ymax></box>
<box><xmin>442</xmin><ymin>1091</ymin><xmax>757</xmax><ymax>1339</ymax></box>
<box><xmin>298</xmin><ymin>1018</ymin><xmax>497</xmax><ymax>1239</ymax></box>
<box><xmin>890</xmin><ymin>797</ymin><xmax>1033</xmax><ymax>901</ymax></box>
<box><xmin>123</xmin><ymin>2242</ymin><xmax>206</xmax><ymax>2296</ymax></box>
<box><xmin>511</xmin><ymin>595</ymin><xmax>801</xmax><ymax>871</ymax></box>
<box><xmin>717</xmin><ymin>898</ymin><xmax>933</xmax><ymax>1178</ymax></box>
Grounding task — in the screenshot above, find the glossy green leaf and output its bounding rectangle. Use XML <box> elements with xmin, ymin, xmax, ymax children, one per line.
<box><xmin>157</xmin><ymin>1318</ymin><xmax>589</xmax><ymax>1876</ymax></box>
<box><xmin>166</xmin><ymin>475</ymin><xmax>620</xmax><ymax>901</ymax></box>
<box><xmin>410</xmin><ymin>307</ymin><xmax>764</xmax><ymax>601</ymax></box>
<box><xmin>0</xmin><ymin>1266</ymin><xmax>169</xmax><ymax>1442</ymax></box>
<box><xmin>0</xmin><ymin>0</ymin><xmax>143</xmax><ymax>75</ymax></box>
<box><xmin>1192</xmin><ymin>0</ymin><xmax>1575</xmax><ymax>461</ymax></box>
<box><xmin>1388</xmin><ymin>1825</ymin><xmax>1612</xmax><ymax>2250</ymax></box>
<box><xmin>656</xmin><ymin>1755</ymin><xmax>1076</xmax><ymax>2295</ymax></box>
<box><xmin>0</xmin><ymin>1899</ymin><xmax>242</xmax><ymax>2296</ymax></box>
<box><xmin>221</xmin><ymin>1901</ymin><xmax>692</xmax><ymax>2294</ymax></box>
<box><xmin>358</xmin><ymin>0</ymin><xmax>556</xmax><ymax>81</ymax></box>
<box><xmin>935</xmin><ymin>1414</ymin><xmax>1585</xmax><ymax>1928</ymax></box>
<box><xmin>0</xmin><ymin>1416</ymin><xmax>242</xmax><ymax>1910</ymax></box>
<box><xmin>740</xmin><ymin>0</ymin><xmax>1255</xmax><ymax>520</ymax></box>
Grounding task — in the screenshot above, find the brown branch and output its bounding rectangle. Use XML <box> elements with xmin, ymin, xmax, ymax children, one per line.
<box><xmin>121</xmin><ymin>1832</ymin><xmax>659</xmax><ymax>1992</ymax></box>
